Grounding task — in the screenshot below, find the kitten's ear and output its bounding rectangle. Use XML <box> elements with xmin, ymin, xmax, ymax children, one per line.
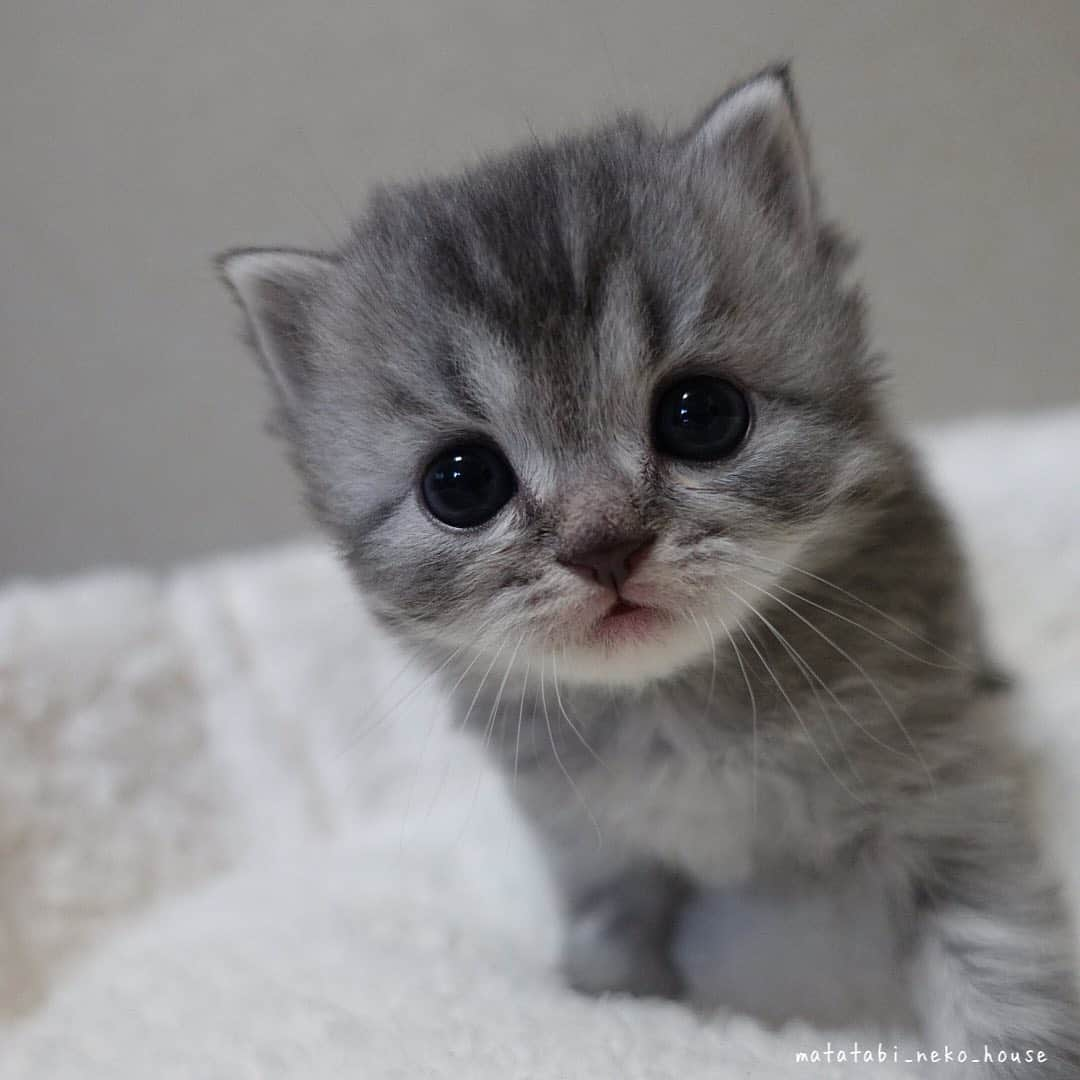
<box><xmin>684</xmin><ymin>65</ymin><xmax>816</xmax><ymax>243</ymax></box>
<box><xmin>217</xmin><ymin>247</ymin><xmax>335</xmax><ymax>408</ymax></box>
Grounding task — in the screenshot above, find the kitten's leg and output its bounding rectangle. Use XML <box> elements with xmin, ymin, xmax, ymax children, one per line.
<box><xmin>511</xmin><ymin>780</ymin><xmax>692</xmax><ymax>997</ymax></box>
<box><xmin>561</xmin><ymin>859</ymin><xmax>692</xmax><ymax>999</ymax></box>
<box><xmin>908</xmin><ymin>812</ymin><xmax>1080</xmax><ymax>1076</ymax></box>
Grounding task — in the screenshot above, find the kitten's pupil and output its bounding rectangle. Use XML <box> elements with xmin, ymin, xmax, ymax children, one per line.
<box><xmin>421</xmin><ymin>444</ymin><xmax>516</xmax><ymax>528</ymax></box>
<box><xmin>654</xmin><ymin>376</ymin><xmax>751</xmax><ymax>462</ymax></box>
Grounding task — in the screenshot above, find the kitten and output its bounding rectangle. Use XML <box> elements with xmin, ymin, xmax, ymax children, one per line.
<box><xmin>219</xmin><ymin>67</ymin><xmax>1080</xmax><ymax>1075</ymax></box>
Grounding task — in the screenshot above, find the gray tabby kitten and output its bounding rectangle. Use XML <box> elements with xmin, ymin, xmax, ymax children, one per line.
<box><xmin>220</xmin><ymin>68</ymin><xmax>1079</xmax><ymax>1075</ymax></box>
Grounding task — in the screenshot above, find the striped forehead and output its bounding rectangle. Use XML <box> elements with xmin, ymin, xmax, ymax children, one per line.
<box><xmin>432</xmin><ymin>260</ymin><xmax>659</xmax><ymax>447</ymax></box>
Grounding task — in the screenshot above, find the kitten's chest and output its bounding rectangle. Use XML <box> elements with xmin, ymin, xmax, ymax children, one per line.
<box><xmin>581</xmin><ymin>706</ymin><xmax>858</xmax><ymax>884</ymax></box>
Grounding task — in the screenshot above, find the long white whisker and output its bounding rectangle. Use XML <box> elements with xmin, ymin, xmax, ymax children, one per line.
<box><xmin>721</xmin><ymin>587</ymin><xmax>864</xmax><ymax>806</ymax></box>
<box><xmin>396</xmin><ymin>644</ymin><xmax>483</xmax><ymax>836</ymax></box>
<box><xmin>482</xmin><ymin>631</ymin><xmax>526</xmax><ymax>755</ymax></box>
<box><xmin>458</xmin><ymin>631</ymin><xmax>527</xmax><ymax>843</ymax></box>
<box><xmin>530</xmin><ymin>670</ymin><xmax>541</xmax><ymax>762</ymax></box>
<box><xmin>348</xmin><ymin>641</ymin><xmax>470</xmax><ymax>749</ymax></box>
<box><xmin>427</xmin><ymin>639</ymin><xmax>507</xmax><ymax>820</ymax></box>
<box><xmin>540</xmin><ymin>653</ymin><xmax>602</xmax><ymax>845</ymax></box>
<box><xmin>354</xmin><ymin>648</ymin><xmax>420</xmax><ymax>728</ymax></box>
<box><xmin>457</xmin><ymin>639</ymin><xmax>510</xmax><ymax>738</ymax></box>
<box><xmin>713</xmin><ymin>614</ymin><xmax>759</xmax><ymax>824</ymax></box>
<box><xmin>513</xmin><ymin>650</ymin><xmax>533</xmax><ymax>793</ymax></box>
<box><xmin>732</xmin><ymin>574</ymin><xmax>936</xmax><ymax>796</ymax></box>
<box><xmin>727</xmin><ymin>584</ymin><xmax>908</xmax><ymax>765</ymax></box>
<box><xmin>727</xmin><ymin>590</ymin><xmax>864</xmax><ymax>785</ymax></box>
<box><xmin>552</xmin><ymin>650</ymin><xmax>607</xmax><ymax>769</ymax></box>
<box><xmin>746</xmin><ymin>553</ymin><xmax>973</xmax><ymax>670</ymax></box>
<box><xmin>769</xmin><ymin>578</ymin><xmax>966</xmax><ymax>673</ymax></box>
<box><xmin>690</xmin><ymin>611</ymin><xmax>718</xmax><ymax>710</ymax></box>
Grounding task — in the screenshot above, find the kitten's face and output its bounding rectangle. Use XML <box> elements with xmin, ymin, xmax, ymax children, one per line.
<box><xmin>222</xmin><ymin>70</ymin><xmax>896</xmax><ymax>687</ymax></box>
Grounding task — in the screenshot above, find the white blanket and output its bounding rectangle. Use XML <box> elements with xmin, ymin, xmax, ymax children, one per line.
<box><xmin>2</xmin><ymin>409</ymin><xmax>1079</xmax><ymax>1078</ymax></box>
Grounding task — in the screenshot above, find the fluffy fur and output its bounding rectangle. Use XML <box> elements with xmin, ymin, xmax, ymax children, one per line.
<box><xmin>220</xmin><ymin>67</ymin><xmax>1080</xmax><ymax>1075</ymax></box>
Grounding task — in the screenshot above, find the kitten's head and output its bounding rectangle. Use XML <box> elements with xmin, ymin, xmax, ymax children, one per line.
<box><xmin>220</xmin><ymin>68</ymin><xmax>899</xmax><ymax>687</ymax></box>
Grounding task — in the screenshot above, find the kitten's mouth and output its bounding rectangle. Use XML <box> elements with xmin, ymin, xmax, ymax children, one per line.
<box><xmin>589</xmin><ymin>598</ymin><xmax>662</xmax><ymax>644</ymax></box>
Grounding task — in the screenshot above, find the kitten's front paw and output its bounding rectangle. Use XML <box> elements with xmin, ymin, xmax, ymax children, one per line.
<box><xmin>561</xmin><ymin>910</ymin><xmax>684</xmax><ymax>1000</ymax></box>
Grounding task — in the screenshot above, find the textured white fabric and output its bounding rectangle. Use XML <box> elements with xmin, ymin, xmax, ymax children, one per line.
<box><xmin>1</xmin><ymin>409</ymin><xmax>1079</xmax><ymax>1078</ymax></box>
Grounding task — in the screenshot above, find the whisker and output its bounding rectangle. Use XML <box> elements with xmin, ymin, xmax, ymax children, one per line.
<box><xmin>726</xmin><ymin>590</ymin><xmax>864</xmax><ymax>785</ymax></box>
<box><xmin>540</xmin><ymin>653</ymin><xmax>603</xmax><ymax>846</ymax></box>
<box><xmin>482</xmin><ymin>632</ymin><xmax>526</xmax><ymax>755</ymax></box>
<box><xmin>690</xmin><ymin>611</ymin><xmax>718</xmax><ymax>710</ymax></box>
<box><xmin>530</xmin><ymin>672</ymin><xmax>541</xmax><ymax>762</ymax></box>
<box><xmin>732</xmin><ymin>574</ymin><xmax>937</xmax><ymax>796</ymax></box>
<box><xmin>746</xmin><ymin>552</ymin><xmax>973</xmax><ymax>671</ymax></box>
<box><xmin>727</xmin><ymin>584</ymin><xmax>912</xmax><ymax>766</ymax></box>
<box><xmin>399</xmin><ymin>644</ymin><xmax>483</xmax><ymax>841</ymax></box>
<box><xmin>766</xmin><ymin>577</ymin><xmax>967</xmax><ymax>673</ymax></box>
<box><xmin>713</xmin><ymin>614</ymin><xmax>759</xmax><ymax>823</ymax></box>
<box><xmin>346</xmin><ymin>641</ymin><xmax>470</xmax><ymax>750</ymax></box>
<box><xmin>513</xmin><ymin>649</ymin><xmax>533</xmax><ymax>793</ymax></box>
<box><xmin>458</xmin><ymin>631</ymin><xmax>527</xmax><ymax>844</ymax></box>
<box><xmin>552</xmin><ymin>650</ymin><xmax>607</xmax><ymax>769</ymax></box>
<box><xmin>720</xmin><ymin>587</ymin><xmax>865</xmax><ymax>806</ymax></box>
<box><xmin>427</xmin><ymin>639</ymin><xmax>508</xmax><ymax>820</ymax></box>
<box><xmin>457</xmin><ymin>640</ymin><xmax>509</xmax><ymax>738</ymax></box>
<box><xmin>354</xmin><ymin>648</ymin><xmax>420</xmax><ymax>728</ymax></box>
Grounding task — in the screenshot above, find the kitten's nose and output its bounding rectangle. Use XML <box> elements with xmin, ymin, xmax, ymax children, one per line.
<box><xmin>558</xmin><ymin>534</ymin><xmax>654</xmax><ymax>592</ymax></box>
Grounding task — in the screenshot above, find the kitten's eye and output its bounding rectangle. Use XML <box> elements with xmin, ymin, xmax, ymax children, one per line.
<box><xmin>654</xmin><ymin>376</ymin><xmax>751</xmax><ymax>462</ymax></box>
<box><xmin>421</xmin><ymin>444</ymin><xmax>517</xmax><ymax>528</ymax></box>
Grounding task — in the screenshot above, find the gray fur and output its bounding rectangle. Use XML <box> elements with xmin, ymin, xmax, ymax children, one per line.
<box><xmin>219</xmin><ymin>66</ymin><xmax>1080</xmax><ymax>1075</ymax></box>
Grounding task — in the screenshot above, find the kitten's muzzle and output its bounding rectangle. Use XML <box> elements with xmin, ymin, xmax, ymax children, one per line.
<box><xmin>557</xmin><ymin>533</ymin><xmax>655</xmax><ymax>593</ymax></box>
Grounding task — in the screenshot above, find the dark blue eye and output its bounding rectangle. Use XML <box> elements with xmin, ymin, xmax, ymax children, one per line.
<box><xmin>421</xmin><ymin>444</ymin><xmax>516</xmax><ymax>528</ymax></box>
<box><xmin>654</xmin><ymin>376</ymin><xmax>751</xmax><ymax>461</ymax></box>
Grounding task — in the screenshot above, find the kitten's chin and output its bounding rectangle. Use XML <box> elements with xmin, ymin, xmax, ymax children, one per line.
<box><xmin>549</xmin><ymin>615</ymin><xmax>710</xmax><ymax>688</ymax></box>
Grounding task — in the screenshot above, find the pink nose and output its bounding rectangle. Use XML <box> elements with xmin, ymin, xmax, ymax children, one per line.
<box><xmin>558</xmin><ymin>534</ymin><xmax>654</xmax><ymax>591</ymax></box>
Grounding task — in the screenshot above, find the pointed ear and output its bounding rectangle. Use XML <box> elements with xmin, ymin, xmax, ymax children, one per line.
<box><xmin>216</xmin><ymin>247</ymin><xmax>336</xmax><ymax>408</ymax></box>
<box><xmin>685</xmin><ymin>65</ymin><xmax>816</xmax><ymax>244</ymax></box>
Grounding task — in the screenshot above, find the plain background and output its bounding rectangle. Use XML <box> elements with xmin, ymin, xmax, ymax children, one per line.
<box><xmin>3</xmin><ymin>0</ymin><xmax>1078</xmax><ymax>580</ymax></box>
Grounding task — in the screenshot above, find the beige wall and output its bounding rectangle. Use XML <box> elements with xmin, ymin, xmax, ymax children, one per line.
<box><xmin>3</xmin><ymin>0</ymin><xmax>1079</xmax><ymax>579</ymax></box>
